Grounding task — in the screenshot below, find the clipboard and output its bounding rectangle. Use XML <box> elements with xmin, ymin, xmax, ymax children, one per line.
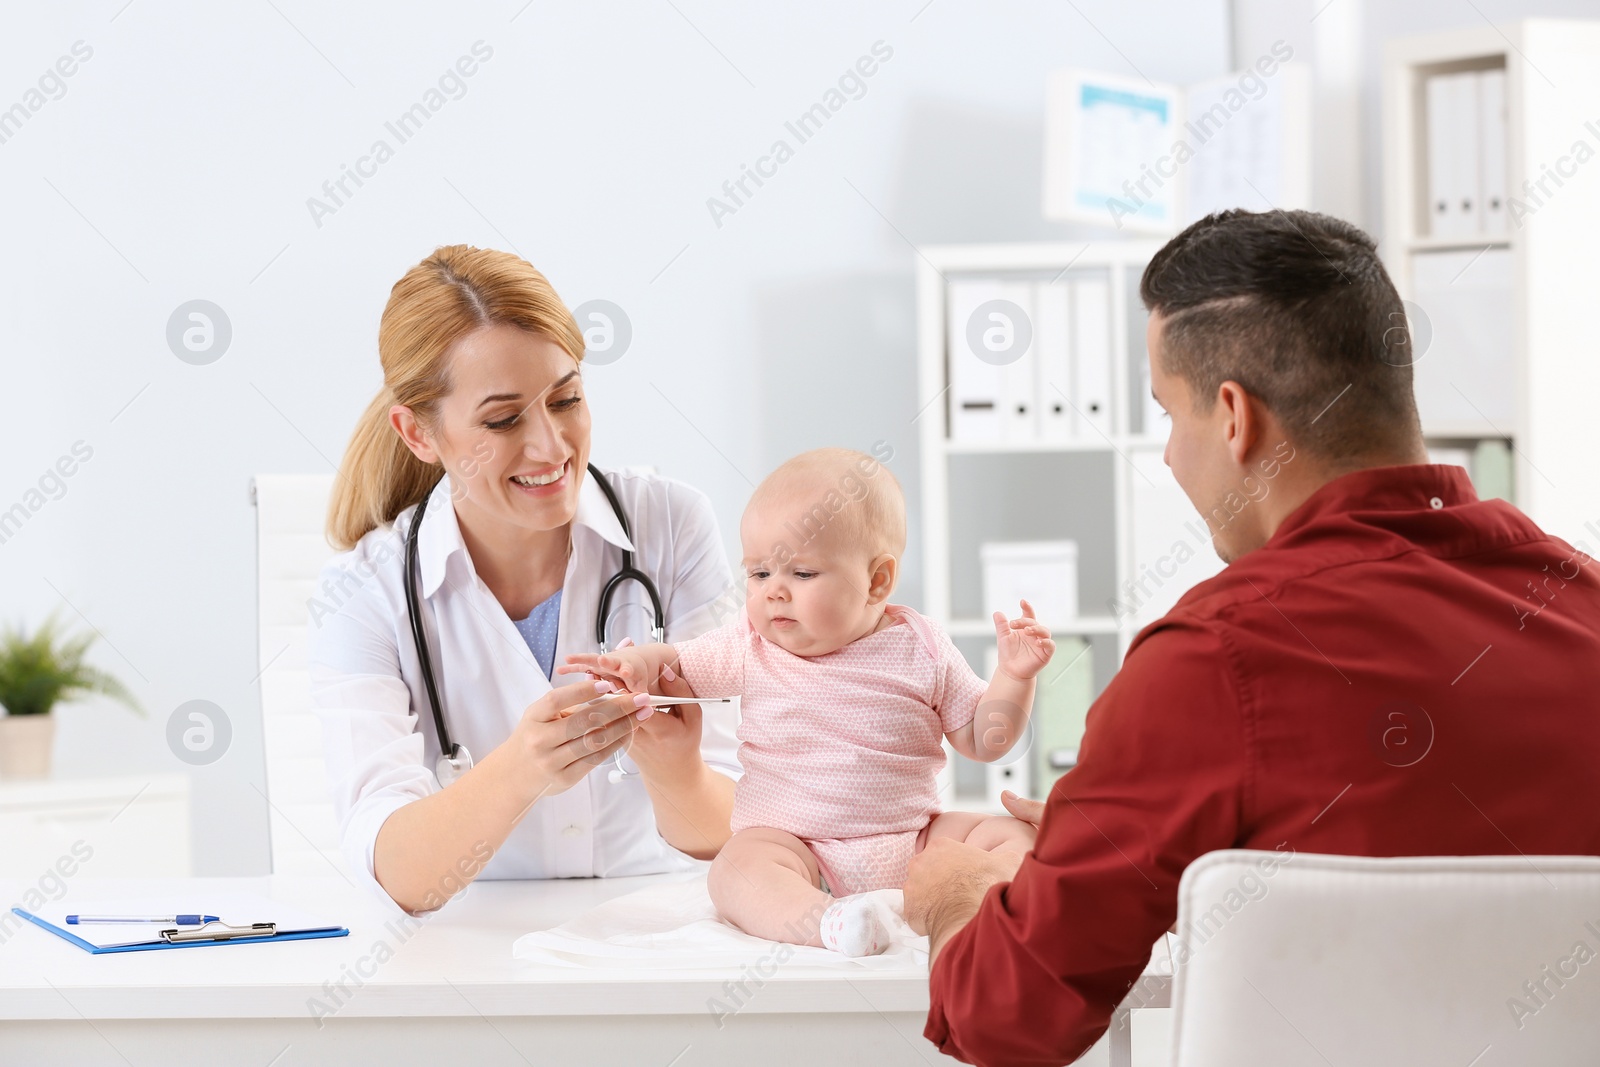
<box><xmin>14</xmin><ymin>893</ymin><xmax>349</xmax><ymax>954</ymax></box>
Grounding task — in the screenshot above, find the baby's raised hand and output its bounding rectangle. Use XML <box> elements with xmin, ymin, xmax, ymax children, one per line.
<box><xmin>992</xmin><ymin>599</ymin><xmax>1056</xmax><ymax>681</ymax></box>
<box><xmin>558</xmin><ymin>647</ymin><xmax>655</xmax><ymax>694</ymax></box>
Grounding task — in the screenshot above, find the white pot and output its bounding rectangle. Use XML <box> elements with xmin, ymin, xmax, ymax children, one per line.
<box><xmin>0</xmin><ymin>714</ymin><xmax>56</xmax><ymax>779</ymax></box>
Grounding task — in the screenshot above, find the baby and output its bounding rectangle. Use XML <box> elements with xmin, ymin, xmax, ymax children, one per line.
<box><xmin>561</xmin><ymin>448</ymin><xmax>1054</xmax><ymax>955</ymax></box>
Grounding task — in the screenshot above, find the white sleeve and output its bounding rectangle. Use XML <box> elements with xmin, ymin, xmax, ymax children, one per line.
<box><xmin>306</xmin><ymin>556</ymin><xmax>436</xmax><ymax>907</ymax></box>
<box><xmin>657</xmin><ymin>478</ymin><xmax>743</xmax><ymax>781</ymax></box>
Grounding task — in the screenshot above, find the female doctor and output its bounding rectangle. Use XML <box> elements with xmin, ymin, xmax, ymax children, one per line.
<box><xmin>308</xmin><ymin>245</ymin><xmax>740</xmax><ymax>914</ymax></box>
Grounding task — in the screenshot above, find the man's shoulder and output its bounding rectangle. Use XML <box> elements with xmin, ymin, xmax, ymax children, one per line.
<box><xmin>1150</xmin><ymin>551</ymin><xmax>1288</xmax><ymax>628</ymax></box>
<box><xmin>1138</xmin><ymin>504</ymin><xmax>1589</xmax><ymax>655</ymax></box>
<box><xmin>1126</xmin><ymin>542</ymin><xmax>1366</xmax><ymax>656</ymax></box>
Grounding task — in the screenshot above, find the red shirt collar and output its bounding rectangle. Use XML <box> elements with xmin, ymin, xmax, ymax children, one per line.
<box><xmin>1268</xmin><ymin>463</ymin><xmax>1480</xmax><ymax>545</ymax></box>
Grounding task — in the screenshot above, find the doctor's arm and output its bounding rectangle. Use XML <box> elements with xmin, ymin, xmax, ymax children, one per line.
<box><xmin>627</xmin><ymin>666</ymin><xmax>736</xmax><ymax>860</ymax></box>
<box><xmin>311</xmin><ymin>586</ymin><xmax>653</xmax><ymax>914</ymax></box>
<box><xmin>609</xmin><ymin>477</ymin><xmax>745</xmax><ymax>860</ymax></box>
<box><xmin>371</xmin><ymin>680</ymin><xmax>650</xmax><ymax>913</ymax></box>
<box><xmin>556</xmin><ymin>642</ymin><xmax>733</xmax><ymax>861</ymax></box>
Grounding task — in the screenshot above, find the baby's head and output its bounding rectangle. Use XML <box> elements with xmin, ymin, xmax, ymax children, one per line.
<box><xmin>740</xmin><ymin>447</ymin><xmax>905</xmax><ymax>657</ymax></box>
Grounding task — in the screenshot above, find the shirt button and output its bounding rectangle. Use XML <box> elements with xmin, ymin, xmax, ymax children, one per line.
<box><xmin>563</xmin><ymin>824</ymin><xmax>585</xmax><ymax>838</ymax></box>
<box><xmin>1429</xmin><ymin>496</ymin><xmax>1444</xmax><ymax>509</ymax></box>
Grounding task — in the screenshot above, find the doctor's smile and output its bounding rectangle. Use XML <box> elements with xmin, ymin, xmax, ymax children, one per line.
<box><xmin>508</xmin><ymin>462</ymin><xmax>570</xmax><ymax>492</ymax></box>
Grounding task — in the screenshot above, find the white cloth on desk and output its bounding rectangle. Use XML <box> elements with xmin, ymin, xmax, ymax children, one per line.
<box><xmin>512</xmin><ymin>874</ymin><xmax>928</xmax><ymax>971</ymax></box>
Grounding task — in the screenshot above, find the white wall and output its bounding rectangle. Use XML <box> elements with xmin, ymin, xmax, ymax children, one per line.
<box><xmin>0</xmin><ymin>0</ymin><xmax>1229</xmax><ymax>874</ymax></box>
<box><xmin>1231</xmin><ymin>0</ymin><xmax>1366</xmax><ymax>223</ymax></box>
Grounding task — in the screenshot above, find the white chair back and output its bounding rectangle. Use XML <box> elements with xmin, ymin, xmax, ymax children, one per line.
<box><xmin>253</xmin><ymin>473</ymin><xmax>347</xmax><ymax>876</ymax></box>
<box><xmin>1171</xmin><ymin>849</ymin><xmax>1600</xmax><ymax>1066</ymax></box>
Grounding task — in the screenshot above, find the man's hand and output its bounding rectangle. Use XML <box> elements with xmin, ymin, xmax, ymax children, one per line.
<box><xmin>904</xmin><ymin>838</ymin><xmax>1025</xmax><ymax>962</ymax></box>
<box><xmin>999</xmin><ymin>788</ymin><xmax>1045</xmax><ymax>828</ymax></box>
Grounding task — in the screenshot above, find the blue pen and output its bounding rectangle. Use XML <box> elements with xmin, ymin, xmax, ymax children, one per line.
<box><xmin>66</xmin><ymin>914</ymin><xmax>220</xmax><ymax>926</ymax></box>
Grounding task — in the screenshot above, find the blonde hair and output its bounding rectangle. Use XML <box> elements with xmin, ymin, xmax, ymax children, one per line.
<box><xmin>326</xmin><ymin>245</ymin><xmax>586</xmax><ymax>550</ymax></box>
<box><xmin>747</xmin><ymin>448</ymin><xmax>905</xmax><ymax>561</ymax></box>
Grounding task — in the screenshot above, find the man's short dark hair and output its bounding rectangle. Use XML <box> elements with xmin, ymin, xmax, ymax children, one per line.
<box><xmin>1140</xmin><ymin>209</ymin><xmax>1421</xmax><ymax>460</ymax></box>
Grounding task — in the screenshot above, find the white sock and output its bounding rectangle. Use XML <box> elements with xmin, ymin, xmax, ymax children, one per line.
<box><xmin>819</xmin><ymin>894</ymin><xmax>890</xmax><ymax>957</ymax></box>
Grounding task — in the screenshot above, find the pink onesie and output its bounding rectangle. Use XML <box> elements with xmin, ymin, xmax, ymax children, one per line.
<box><xmin>673</xmin><ymin>604</ymin><xmax>986</xmax><ymax>895</ymax></box>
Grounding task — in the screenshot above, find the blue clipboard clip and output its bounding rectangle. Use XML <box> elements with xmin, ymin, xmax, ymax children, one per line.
<box><xmin>160</xmin><ymin>920</ymin><xmax>278</xmax><ymax>944</ymax></box>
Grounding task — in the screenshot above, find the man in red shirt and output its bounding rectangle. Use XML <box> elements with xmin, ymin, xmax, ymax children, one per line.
<box><xmin>905</xmin><ymin>208</ymin><xmax>1600</xmax><ymax>1066</ymax></box>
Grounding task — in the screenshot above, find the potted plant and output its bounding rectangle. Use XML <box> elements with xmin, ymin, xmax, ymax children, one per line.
<box><xmin>0</xmin><ymin>613</ymin><xmax>143</xmax><ymax>779</ymax></box>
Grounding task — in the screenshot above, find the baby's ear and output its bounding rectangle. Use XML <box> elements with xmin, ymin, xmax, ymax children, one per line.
<box><xmin>865</xmin><ymin>552</ymin><xmax>898</xmax><ymax>604</ymax></box>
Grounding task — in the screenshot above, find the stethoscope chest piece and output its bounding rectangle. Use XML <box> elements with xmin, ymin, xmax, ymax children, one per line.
<box><xmin>436</xmin><ymin>745</ymin><xmax>473</xmax><ymax>787</ymax></box>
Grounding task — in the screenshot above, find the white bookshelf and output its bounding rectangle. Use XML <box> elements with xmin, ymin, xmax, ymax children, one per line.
<box><xmin>919</xmin><ymin>240</ymin><xmax>1159</xmax><ymax>647</ymax></box>
<box><xmin>1381</xmin><ymin>19</ymin><xmax>1600</xmax><ymax>544</ymax></box>
<box><xmin>916</xmin><ymin>241</ymin><xmax>1227</xmax><ymax>810</ymax></box>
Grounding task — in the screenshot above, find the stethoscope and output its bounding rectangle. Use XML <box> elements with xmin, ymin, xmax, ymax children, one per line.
<box><xmin>404</xmin><ymin>463</ymin><xmax>665</xmax><ymax>787</ymax></box>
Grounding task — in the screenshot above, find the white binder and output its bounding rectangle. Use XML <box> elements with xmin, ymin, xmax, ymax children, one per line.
<box><xmin>1428</xmin><ymin>73</ymin><xmax>1482</xmax><ymax>238</ymax></box>
<box><xmin>946</xmin><ymin>279</ymin><xmax>1004</xmax><ymax>442</ymax></box>
<box><xmin>1033</xmin><ymin>280</ymin><xmax>1074</xmax><ymax>442</ymax></box>
<box><xmin>1071</xmin><ymin>275</ymin><xmax>1113</xmax><ymax>438</ymax></box>
<box><xmin>1452</xmin><ymin>72</ymin><xmax>1483</xmax><ymax>234</ymax></box>
<box><xmin>1478</xmin><ymin>69</ymin><xmax>1508</xmax><ymax>235</ymax></box>
<box><xmin>1425</xmin><ymin>73</ymin><xmax>1455</xmax><ymax>237</ymax></box>
<box><xmin>996</xmin><ymin>280</ymin><xmax>1039</xmax><ymax>443</ymax></box>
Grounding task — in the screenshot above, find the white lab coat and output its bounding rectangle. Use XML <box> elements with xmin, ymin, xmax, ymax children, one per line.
<box><xmin>307</xmin><ymin>466</ymin><xmax>743</xmax><ymax>900</ymax></box>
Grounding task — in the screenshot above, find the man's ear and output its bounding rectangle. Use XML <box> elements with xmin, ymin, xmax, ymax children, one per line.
<box><xmin>1216</xmin><ymin>381</ymin><xmax>1263</xmax><ymax>468</ymax></box>
<box><xmin>865</xmin><ymin>553</ymin><xmax>898</xmax><ymax>605</ymax></box>
<box><xmin>390</xmin><ymin>404</ymin><xmax>440</xmax><ymax>464</ymax></box>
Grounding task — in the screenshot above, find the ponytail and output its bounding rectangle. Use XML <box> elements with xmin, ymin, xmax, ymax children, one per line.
<box><xmin>325</xmin><ymin>245</ymin><xmax>584</xmax><ymax>550</ymax></box>
<box><xmin>325</xmin><ymin>387</ymin><xmax>443</xmax><ymax>551</ymax></box>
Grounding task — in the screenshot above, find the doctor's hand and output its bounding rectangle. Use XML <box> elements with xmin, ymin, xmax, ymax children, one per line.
<box><xmin>623</xmin><ymin>668</ymin><xmax>706</xmax><ymax>782</ymax></box>
<box><xmin>511</xmin><ymin>680</ymin><xmax>646</xmax><ymax>797</ymax></box>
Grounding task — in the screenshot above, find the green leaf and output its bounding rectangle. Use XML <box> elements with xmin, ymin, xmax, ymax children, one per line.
<box><xmin>0</xmin><ymin>611</ymin><xmax>145</xmax><ymax>718</ymax></box>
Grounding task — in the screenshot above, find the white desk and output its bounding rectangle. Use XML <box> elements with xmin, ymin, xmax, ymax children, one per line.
<box><xmin>0</xmin><ymin>874</ymin><xmax>1170</xmax><ymax>1066</ymax></box>
<box><xmin>0</xmin><ymin>774</ymin><xmax>191</xmax><ymax>878</ymax></box>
